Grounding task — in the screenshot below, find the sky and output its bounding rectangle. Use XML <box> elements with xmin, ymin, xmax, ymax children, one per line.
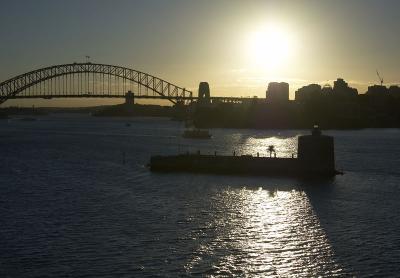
<box><xmin>1</xmin><ymin>0</ymin><xmax>399</xmax><ymax>106</ymax></box>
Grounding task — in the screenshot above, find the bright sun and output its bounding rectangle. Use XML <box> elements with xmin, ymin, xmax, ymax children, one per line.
<box><xmin>247</xmin><ymin>25</ymin><xmax>293</xmax><ymax>70</ymax></box>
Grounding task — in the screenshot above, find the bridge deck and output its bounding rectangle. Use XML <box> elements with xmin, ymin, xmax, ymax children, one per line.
<box><xmin>7</xmin><ymin>95</ymin><xmax>255</xmax><ymax>102</ymax></box>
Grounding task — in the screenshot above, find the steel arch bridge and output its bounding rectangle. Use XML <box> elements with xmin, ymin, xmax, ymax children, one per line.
<box><xmin>0</xmin><ymin>63</ymin><xmax>193</xmax><ymax>105</ymax></box>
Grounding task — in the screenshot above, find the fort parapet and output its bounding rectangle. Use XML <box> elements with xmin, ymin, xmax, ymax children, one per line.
<box><xmin>150</xmin><ymin>126</ymin><xmax>340</xmax><ymax>177</ymax></box>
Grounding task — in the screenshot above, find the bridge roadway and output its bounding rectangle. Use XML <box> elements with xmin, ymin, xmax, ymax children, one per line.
<box><xmin>7</xmin><ymin>94</ymin><xmax>253</xmax><ymax>103</ymax></box>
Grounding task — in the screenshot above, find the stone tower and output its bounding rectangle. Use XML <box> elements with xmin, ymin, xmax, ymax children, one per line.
<box><xmin>297</xmin><ymin>125</ymin><xmax>336</xmax><ymax>175</ymax></box>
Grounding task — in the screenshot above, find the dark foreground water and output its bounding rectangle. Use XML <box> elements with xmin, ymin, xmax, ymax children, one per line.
<box><xmin>1</xmin><ymin>114</ymin><xmax>399</xmax><ymax>277</ymax></box>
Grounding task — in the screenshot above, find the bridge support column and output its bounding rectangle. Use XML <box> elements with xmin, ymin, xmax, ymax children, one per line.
<box><xmin>125</xmin><ymin>91</ymin><xmax>135</xmax><ymax>105</ymax></box>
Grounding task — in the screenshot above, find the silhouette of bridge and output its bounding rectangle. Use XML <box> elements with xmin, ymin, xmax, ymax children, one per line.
<box><xmin>0</xmin><ymin>63</ymin><xmax>248</xmax><ymax>105</ymax></box>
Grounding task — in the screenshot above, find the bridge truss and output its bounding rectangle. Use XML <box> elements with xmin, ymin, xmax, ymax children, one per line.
<box><xmin>0</xmin><ymin>63</ymin><xmax>193</xmax><ymax>105</ymax></box>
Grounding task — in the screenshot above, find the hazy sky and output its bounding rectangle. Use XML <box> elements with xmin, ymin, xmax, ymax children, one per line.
<box><xmin>1</xmin><ymin>0</ymin><xmax>399</xmax><ymax>106</ymax></box>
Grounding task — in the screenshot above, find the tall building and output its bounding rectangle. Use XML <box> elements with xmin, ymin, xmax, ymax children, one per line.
<box><xmin>389</xmin><ymin>85</ymin><xmax>400</xmax><ymax>97</ymax></box>
<box><xmin>333</xmin><ymin>78</ymin><xmax>358</xmax><ymax>97</ymax></box>
<box><xmin>266</xmin><ymin>82</ymin><xmax>289</xmax><ymax>103</ymax></box>
<box><xmin>366</xmin><ymin>85</ymin><xmax>388</xmax><ymax>95</ymax></box>
<box><xmin>333</xmin><ymin>78</ymin><xmax>347</xmax><ymax>91</ymax></box>
<box><xmin>295</xmin><ymin>84</ymin><xmax>322</xmax><ymax>102</ymax></box>
<box><xmin>321</xmin><ymin>84</ymin><xmax>333</xmax><ymax>95</ymax></box>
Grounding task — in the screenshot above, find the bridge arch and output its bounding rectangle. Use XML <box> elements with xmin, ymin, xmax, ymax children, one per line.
<box><xmin>0</xmin><ymin>63</ymin><xmax>192</xmax><ymax>105</ymax></box>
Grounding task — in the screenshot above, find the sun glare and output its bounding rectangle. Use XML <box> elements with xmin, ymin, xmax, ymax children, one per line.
<box><xmin>247</xmin><ymin>25</ymin><xmax>294</xmax><ymax>70</ymax></box>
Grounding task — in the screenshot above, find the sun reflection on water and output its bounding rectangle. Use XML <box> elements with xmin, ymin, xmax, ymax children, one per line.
<box><xmin>185</xmin><ymin>187</ymin><xmax>345</xmax><ymax>276</ymax></box>
<box><xmin>230</xmin><ymin>135</ymin><xmax>298</xmax><ymax>158</ymax></box>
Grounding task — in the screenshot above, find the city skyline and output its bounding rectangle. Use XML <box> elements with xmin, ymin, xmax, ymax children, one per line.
<box><xmin>1</xmin><ymin>0</ymin><xmax>399</xmax><ymax>106</ymax></box>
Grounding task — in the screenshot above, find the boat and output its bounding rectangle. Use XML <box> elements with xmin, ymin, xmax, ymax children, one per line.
<box><xmin>150</xmin><ymin>126</ymin><xmax>342</xmax><ymax>177</ymax></box>
<box><xmin>182</xmin><ymin>128</ymin><xmax>211</xmax><ymax>139</ymax></box>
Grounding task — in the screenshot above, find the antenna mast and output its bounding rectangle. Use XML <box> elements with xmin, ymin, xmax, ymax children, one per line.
<box><xmin>376</xmin><ymin>70</ymin><xmax>383</xmax><ymax>86</ymax></box>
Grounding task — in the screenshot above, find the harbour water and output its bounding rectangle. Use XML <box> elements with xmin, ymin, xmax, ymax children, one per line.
<box><xmin>1</xmin><ymin>114</ymin><xmax>399</xmax><ymax>277</ymax></box>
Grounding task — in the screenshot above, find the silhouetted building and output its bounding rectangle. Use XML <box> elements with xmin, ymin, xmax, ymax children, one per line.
<box><xmin>366</xmin><ymin>85</ymin><xmax>388</xmax><ymax>96</ymax></box>
<box><xmin>389</xmin><ymin>85</ymin><xmax>400</xmax><ymax>97</ymax></box>
<box><xmin>198</xmin><ymin>82</ymin><xmax>211</xmax><ymax>105</ymax></box>
<box><xmin>333</xmin><ymin>78</ymin><xmax>358</xmax><ymax>97</ymax></box>
<box><xmin>295</xmin><ymin>84</ymin><xmax>322</xmax><ymax>102</ymax></box>
<box><xmin>321</xmin><ymin>84</ymin><xmax>333</xmax><ymax>95</ymax></box>
<box><xmin>266</xmin><ymin>82</ymin><xmax>289</xmax><ymax>103</ymax></box>
<box><xmin>192</xmin><ymin>77</ymin><xmax>400</xmax><ymax>129</ymax></box>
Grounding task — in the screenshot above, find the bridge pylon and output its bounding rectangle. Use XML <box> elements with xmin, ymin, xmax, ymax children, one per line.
<box><xmin>198</xmin><ymin>82</ymin><xmax>211</xmax><ymax>105</ymax></box>
<box><xmin>125</xmin><ymin>91</ymin><xmax>135</xmax><ymax>105</ymax></box>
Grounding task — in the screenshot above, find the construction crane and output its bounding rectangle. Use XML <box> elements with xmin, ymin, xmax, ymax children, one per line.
<box><xmin>376</xmin><ymin>70</ymin><xmax>384</xmax><ymax>86</ymax></box>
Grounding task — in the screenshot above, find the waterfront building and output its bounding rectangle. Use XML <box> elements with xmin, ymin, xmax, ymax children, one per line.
<box><xmin>266</xmin><ymin>82</ymin><xmax>289</xmax><ymax>103</ymax></box>
<box><xmin>388</xmin><ymin>85</ymin><xmax>400</xmax><ymax>97</ymax></box>
<box><xmin>333</xmin><ymin>78</ymin><xmax>358</xmax><ymax>97</ymax></box>
<box><xmin>321</xmin><ymin>84</ymin><xmax>333</xmax><ymax>95</ymax></box>
<box><xmin>366</xmin><ymin>85</ymin><xmax>388</xmax><ymax>96</ymax></box>
<box><xmin>295</xmin><ymin>84</ymin><xmax>322</xmax><ymax>102</ymax></box>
